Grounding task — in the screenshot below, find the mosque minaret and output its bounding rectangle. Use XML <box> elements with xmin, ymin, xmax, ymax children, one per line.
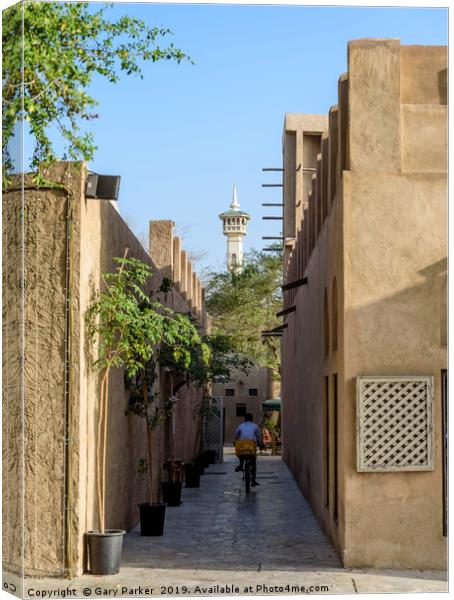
<box><xmin>219</xmin><ymin>185</ymin><xmax>250</xmax><ymax>270</ymax></box>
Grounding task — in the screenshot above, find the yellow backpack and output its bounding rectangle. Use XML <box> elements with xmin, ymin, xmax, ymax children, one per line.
<box><xmin>235</xmin><ymin>439</ymin><xmax>257</xmax><ymax>457</ymax></box>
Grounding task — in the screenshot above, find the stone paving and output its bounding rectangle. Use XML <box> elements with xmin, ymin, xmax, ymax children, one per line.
<box><xmin>9</xmin><ymin>451</ymin><xmax>447</xmax><ymax>597</ymax></box>
<box><xmin>120</xmin><ymin>450</ymin><xmax>340</xmax><ymax>573</ymax></box>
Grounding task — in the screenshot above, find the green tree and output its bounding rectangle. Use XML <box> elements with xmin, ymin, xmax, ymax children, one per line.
<box><xmin>86</xmin><ymin>251</ymin><xmax>201</xmax><ymax>527</ymax></box>
<box><xmin>205</xmin><ymin>250</ymin><xmax>283</xmax><ymax>378</ymax></box>
<box><xmin>2</xmin><ymin>1</ymin><xmax>190</xmax><ymax>176</ymax></box>
<box><xmin>159</xmin><ymin>329</ymin><xmax>253</xmax><ymax>459</ymax></box>
<box><xmin>159</xmin><ymin>332</ymin><xmax>253</xmax><ymax>393</ymax></box>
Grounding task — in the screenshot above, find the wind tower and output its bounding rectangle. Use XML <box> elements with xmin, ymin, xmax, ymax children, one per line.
<box><xmin>219</xmin><ymin>185</ymin><xmax>250</xmax><ymax>270</ymax></box>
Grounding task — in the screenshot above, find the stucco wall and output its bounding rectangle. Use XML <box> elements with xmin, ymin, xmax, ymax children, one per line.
<box><xmin>281</xmin><ymin>39</ymin><xmax>447</xmax><ymax>569</ymax></box>
<box><xmin>342</xmin><ymin>171</ymin><xmax>447</xmax><ymax>569</ymax></box>
<box><xmin>171</xmin><ymin>384</ymin><xmax>204</xmax><ymax>461</ymax></box>
<box><xmin>213</xmin><ymin>366</ymin><xmax>275</xmax><ymax>443</ymax></box>
<box><xmin>3</xmin><ymin>186</ymin><xmax>24</xmax><ymax>577</ymax></box>
<box><xmin>3</xmin><ymin>161</ymin><xmax>207</xmax><ymax>578</ymax></box>
<box><xmin>76</xmin><ymin>169</ymin><xmax>205</xmax><ymax>574</ymax></box>
<box><xmin>2</xmin><ymin>163</ymin><xmax>83</xmax><ymax>577</ymax></box>
<box><xmin>76</xmin><ymin>177</ymin><xmax>154</xmax><ymax>574</ymax></box>
<box><xmin>341</xmin><ymin>41</ymin><xmax>447</xmax><ymax>569</ymax></box>
<box><xmin>283</xmin><ymin>198</ymin><xmax>344</xmax><ymax>554</ymax></box>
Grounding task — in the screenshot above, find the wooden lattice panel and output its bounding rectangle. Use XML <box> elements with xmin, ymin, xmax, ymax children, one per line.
<box><xmin>204</xmin><ymin>397</ymin><xmax>223</xmax><ymax>461</ymax></box>
<box><xmin>356</xmin><ymin>375</ymin><xmax>434</xmax><ymax>472</ymax></box>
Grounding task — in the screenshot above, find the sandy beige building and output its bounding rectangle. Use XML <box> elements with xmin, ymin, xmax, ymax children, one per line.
<box><xmin>213</xmin><ymin>366</ymin><xmax>278</xmax><ymax>443</ymax></box>
<box><xmin>280</xmin><ymin>39</ymin><xmax>447</xmax><ymax>569</ymax></box>
<box><xmin>2</xmin><ymin>161</ymin><xmax>208</xmax><ymax>578</ymax></box>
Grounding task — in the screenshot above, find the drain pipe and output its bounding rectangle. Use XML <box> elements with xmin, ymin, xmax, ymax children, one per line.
<box><xmin>63</xmin><ymin>181</ymin><xmax>74</xmax><ymax>578</ymax></box>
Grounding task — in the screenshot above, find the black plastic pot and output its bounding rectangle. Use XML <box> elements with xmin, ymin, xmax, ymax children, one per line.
<box><xmin>138</xmin><ymin>503</ymin><xmax>166</xmax><ymax>536</ymax></box>
<box><xmin>193</xmin><ymin>459</ymin><xmax>205</xmax><ymax>475</ymax></box>
<box><xmin>205</xmin><ymin>449</ymin><xmax>217</xmax><ymax>464</ymax></box>
<box><xmin>162</xmin><ymin>481</ymin><xmax>182</xmax><ymax>506</ymax></box>
<box><xmin>198</xmin><ymin>452</ymin><xmax>210</xmax><ymax>468</ymax></box>
<box><xmin>185</xmin><ymin>463</ymin><xmax>201</xmax><ymax>488</ymax></box>
<box><xmin>87</xmin><ymin>529</ymin><xmax>125</xmax><ymax>575</ymax></box>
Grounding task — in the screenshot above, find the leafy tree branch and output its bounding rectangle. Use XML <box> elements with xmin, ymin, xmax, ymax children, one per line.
<box><xmin>205</xmin><ymin>250</ymin><xmax>283</xmax><ymax>377</ymax></box>
<box><xmin>2</xmin><ymin>1</ymin><xmax>191</xmax><ymax>177</ymax></box>
<box><xmin>86</xmin><ymin>251</ymin><xmax>202</xmax><ymax>522</ymax></box>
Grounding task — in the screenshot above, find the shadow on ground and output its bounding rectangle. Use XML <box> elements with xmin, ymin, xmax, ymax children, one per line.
<box><xmin>121</xmin><ymin>453</ymin><xmax>341</xmax><ymax>572</ymax></box>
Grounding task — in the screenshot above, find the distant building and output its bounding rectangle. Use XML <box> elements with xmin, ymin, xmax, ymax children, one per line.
<box><xmin>214</xmin><ymin>365</ymin><xmax>278</xmax><ymax>443</ymax></box>
<box><xmin>219</xmin><ymin>185</ymin><xmax>250</xmax><ymax>269</ymax></box>
<box><xmin>280</xmin><ymin>39</ymin><xmax>447</xmax><ymax>570</ymax></box>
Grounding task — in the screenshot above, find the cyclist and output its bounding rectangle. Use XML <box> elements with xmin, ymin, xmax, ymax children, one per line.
<box><xmin>233</xmin><ymin>413</ymin><xmax>260</xmax><ymax>486</ymax></box>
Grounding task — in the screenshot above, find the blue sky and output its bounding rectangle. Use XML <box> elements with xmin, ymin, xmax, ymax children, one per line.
<box><xmin>24</xmin><ymin>2</ymin><xmax>448</xmax><ymax>275</ymax></box>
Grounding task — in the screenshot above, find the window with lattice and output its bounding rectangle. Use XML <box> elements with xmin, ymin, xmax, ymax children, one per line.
<box><xmin>356</xmin><ymin>375</ymin><xmax>434</xmax><ymax>472</ymax></box>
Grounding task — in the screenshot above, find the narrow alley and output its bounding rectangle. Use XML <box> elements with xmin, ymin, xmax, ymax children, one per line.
<box><xmin>121</xmin><ymin>450</ymin><xmax>339</xmax><ymax>573</ymax></box>
<box><xmin>18</xmin><ymin>452</ymin><xmax>446</xmax><ymax>597</ymax></box>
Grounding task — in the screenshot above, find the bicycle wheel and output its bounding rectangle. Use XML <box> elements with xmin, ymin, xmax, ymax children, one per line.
<box><xmin>244</xmin><ymin>458</ymin><xmax>251</xmax><ymax>494</ymax></box>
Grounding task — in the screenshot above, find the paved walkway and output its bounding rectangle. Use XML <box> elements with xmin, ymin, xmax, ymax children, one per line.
<box><xmin>121</xmin><ymin>450</ymin><xmax>340</xmax><ymax>573</ymax></box>
<box><xmin>12</xmin><ymin>452</ymin><xmax>447</xmax><ymax>597</ymax></box>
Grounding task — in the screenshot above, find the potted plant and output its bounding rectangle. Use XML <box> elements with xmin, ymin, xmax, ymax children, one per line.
<box><xmin>184</xmin><ymin>460</ymin><xmax>202</xmax><ymax>488</ymax></box>
<box><xmin>184</xmin><ymin>334</ymin><xmax>253</xmax><ymax>465</ymax></box>
<box><xmin>85</xmin><ymin>251</ymin><xmax>189</xmax><ymax>568</ymax></box>
<box><xmin>125</xmin><ymin>358</ymin><xmax>169</xmax><ymax>535</ymax></box>
<box><xmin>125</xmin><ymin>291</ymin><xmax>204</xmax><ymax>532</ymax></box>
<box><xmin>157</xmin><ymin>325</ymin><xmax>212</xmax><ymax>495</ymax></box>
<box><xmin>162</xmin><ymin>454</ymin><xmax>184</xmax><ymax>505</ymax></box>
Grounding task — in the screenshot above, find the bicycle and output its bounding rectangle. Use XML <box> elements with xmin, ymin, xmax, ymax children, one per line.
<box><xmin>234</xmin><ymin>439</ymin><xmax>257</xmax><ymax>494</ymax></box>
<box><xmin>243</xmin><ymin>454</ymin><xmax>254</xmax><ymax>494</ymax></box>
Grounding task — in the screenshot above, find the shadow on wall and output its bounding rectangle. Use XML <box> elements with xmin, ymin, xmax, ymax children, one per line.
<box><xmin>345</xmin><ymin>257</ymin><xmax>447</xmax><ymax>378</ymax></box>
<box><xmin>438</xmin><ymin>69</ymin><xmax>447</xmax><ymax>104</ymax></box>
<box><xmin>97</xmin><ymin>200</ymin><xmax>157</xmax><ymax>532</ymax></box>
<box><xmin>83</xmin><ymin>272</ymin><xmax>97</xmax><ymax>377</ymax></box>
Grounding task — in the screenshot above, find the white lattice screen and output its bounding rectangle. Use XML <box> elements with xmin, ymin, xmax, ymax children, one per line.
<box><xmin>204</xmin><ymin>397</ymin><xmax>223</xmax><ymax>462</ymax></box>
<box><xmin>356</xmin><ymin>375</ymin><xmax>434</xmax><ymax>472</ymax></box>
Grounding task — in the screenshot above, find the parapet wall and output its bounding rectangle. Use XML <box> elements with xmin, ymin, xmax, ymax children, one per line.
<box><xmin>281</xmin><ymin>39</ymin><xmax>447</xmax><ymax>569</ymax></box>
<box><xmin>283</xmin><ymin>41</ymin><xmax>447</xmax><ymax>288</ymax></box>
<box><xmin>149</xmin><ymin>220</ymin><xmax>206</xmax><ymax>327</ymax></box>
<box><xmin>2</xmin><ymin>161</ymin><xmax>207</xmax><ymax>578</ymax></box>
